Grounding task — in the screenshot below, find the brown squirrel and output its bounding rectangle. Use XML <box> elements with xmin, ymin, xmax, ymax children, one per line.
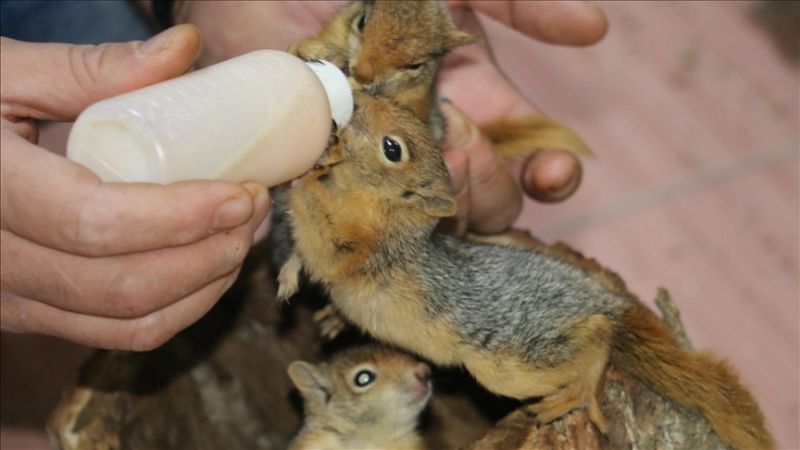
<box><xmin>268</xmin><ymin>0</ymin><xmax>591</xmax><ymax>306</ymax></box>
<box><xmin>289</xmin><ymin>0</ymin><xmax>592</xmax><ymax>156</ymax></box>
<box><xmin>287</xmin><ymin>345</ymin><xmax>432</xmax><ymax>450</ymax></box>
<box><xmin>277</xmin><ymin>93</ymin><xmax>775</xmax><ymax>450</ymax></box>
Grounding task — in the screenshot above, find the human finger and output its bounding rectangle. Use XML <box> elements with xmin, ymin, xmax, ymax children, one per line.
<box><xmin>522</xmin><ymin>149</ymin><xmax>583</xmax><ymax>203</ymax></box>
<box><xmin>0</xmin><ymin>133</ymin><xmax>263</xmax><ymax>256</ymax></box>
<box><xmin>438</xmin><ymin>12</ymin><xmax>587</xmax><ymax>205</ymax></box>
<box><xmin>441</xmin><ymin>102</ymin><xmax>522</xmax><ymax>233</ymax></box>
<box><xmin>173</xmin><ymin>1</ymin><xmax>349</xmax><ymax>67</ymax></box>
<box><xmin>0</xmin><ymin>25</ymin><xmax>200</xmax><ymax>122</ymax></box>
<box><xmin>452</xmin><ymin>0</ymin><xmax>608</xmax><ymax>46</ymax></box>
<box><xmin>0</xmin><ymin>189</ymin><xmax>268</xmax><ymax>319</ymax></box>
<box><xmin>440</xmin><ymin>149</ymin><xmax>471</xmax><ymax>236</ymax></box>
<box><xmin>0</xmin><ymin>269</ymin><xmax>240</xmax><ymax>351</ymax></box>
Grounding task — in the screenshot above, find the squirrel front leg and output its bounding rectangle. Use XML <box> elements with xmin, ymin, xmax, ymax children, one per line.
<box><xmin>277</xmin><ymin>252</ymin><xmax>303</xmax><ymax>302</ymax></box>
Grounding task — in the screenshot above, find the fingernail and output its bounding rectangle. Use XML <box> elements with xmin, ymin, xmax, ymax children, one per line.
<box><xmin>242</xmin><ymin>182</ymin><xmax>270</xmax><ymax>223</ymax></box>
<box><xmin>443</xmin><ymin>149</ymin><xmax>468</xmax><ymax>196</ymax></box>
<box><xmin>522</xmin><ymin>149</ymin><xmax>583</xmax><ymax>203</ymax></box>
<box><xmin>441</xmin><ymin>103</ymin><xmax>474</xmax><ymax>149</ymax></box>
<box><xmin>241</xmin><ymin>181</ymin><xmax>267</xmax><ymax>199</ymax></box>
<box><xmin>211</xmin><ymin>195</ymin><xmax>253</xmax><ymax>232</ymax></box>
<box><xmin>141</xmin><ymin>27</ymin><xmax>178</xmax><ymax>55</ymax></box>
<box><xmin>253</xmin><ymin>190</ymin><xmax>270</xmax><ymax>218</ymax></box>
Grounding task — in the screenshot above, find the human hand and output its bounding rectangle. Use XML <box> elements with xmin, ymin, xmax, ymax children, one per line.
<box><xmin>0</xmin><ymin>26</ymin><xmax>270</xmax><ymax>350</ymax></box>
<box><xmin>172</xmin><ymin>1</ymin><xmax>607</xmax><ymax>234</ymax></box>
<box><xmin>439</xmin><ymin>1</ymin><xmax>607</xmax><ymax>234</ymax></box>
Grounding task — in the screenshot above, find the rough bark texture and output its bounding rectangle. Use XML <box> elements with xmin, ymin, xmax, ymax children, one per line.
<box><xmin>48</xmin><ymin>234</ymin><xmax>730</xmax><ymax>450</ymax></box>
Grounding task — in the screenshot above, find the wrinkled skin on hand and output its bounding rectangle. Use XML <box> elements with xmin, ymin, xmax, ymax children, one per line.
<box><xmin>0</xmin><ymin>26</ymin><xmax>270</xmax><ymax>350</ymax></box>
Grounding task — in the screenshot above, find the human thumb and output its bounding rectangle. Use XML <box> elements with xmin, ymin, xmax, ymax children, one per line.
<box><xmin>0</xmin><ymin>25</ymin><xmax>201</xmax><ymax>122</ymax></box>
<box><xmin>441</xmin><ymin>102</ymin><xmax>522</xmax><ymax>233</ymax></box>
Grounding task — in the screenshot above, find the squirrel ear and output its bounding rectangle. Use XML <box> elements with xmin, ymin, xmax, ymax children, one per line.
<box><xmin>417</xmin><ymin>192</ymin><xmax>457</xmax><ymax>218</ymax></box>
<box><xmin>288</xmin><ymin>361</ymin><xmax>331</xmax><ymax>404</ymax></box>
<box><xmin>445</xmin><ymin>30</ymin><xmax>478</xmax><ymax>50</ymax></box>
<box><xmin>408</xmin><ymin>177</ymin><xmax>457</xmax><ymax>217</ymax></box>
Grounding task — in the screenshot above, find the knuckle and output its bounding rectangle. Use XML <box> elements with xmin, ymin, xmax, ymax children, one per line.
<box><xmin>127</xmin><ymin>314</ymin><xmax>171</xmax><ymax>351</ymax></box>
<box><xmin>67</xmin><ymin>44</ymin><xmax>103</xmax><ymax>102</ymax></box>
<box><xmin>58</xmin><ymin>190</ymin><xmax>118</xmax><ymax>255</ymax></box>
<box><xmin>471</xmin><ymin>153</ymin><xmax>509</xmax><ymax>191</ymax></box>
<box><xmin>103</xmin><ymin>268</ymin><xmax>158</xmax><ymax>319</ymax></box>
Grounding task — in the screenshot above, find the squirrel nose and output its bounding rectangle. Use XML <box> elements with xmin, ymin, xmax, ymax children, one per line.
<box><xmin>352</xmin><ymin>60</ymin><xmax>375</xmax><ymax>85</ymax></box>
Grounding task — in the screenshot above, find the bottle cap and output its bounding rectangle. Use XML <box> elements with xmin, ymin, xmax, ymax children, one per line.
<box><xmin>305</xmin><ymin>60</ymin><xmax>353</xmax><ymax>128</ymax></box>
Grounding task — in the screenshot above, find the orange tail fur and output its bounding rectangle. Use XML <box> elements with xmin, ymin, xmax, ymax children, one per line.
<box><xmin>612</xmin><ymin>303</ymin><xmax>775</xmax><ymax>450</ymax></box>
<box><xmin>480</xmin><ymin>114</ymin><xmax>593</xmax><ymax>160</ymax></box>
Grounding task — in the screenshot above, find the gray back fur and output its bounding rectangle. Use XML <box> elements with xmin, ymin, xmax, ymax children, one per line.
<box><xmin>415</xmin><ymin>233</ymin><xmax>629</xmax><ymax>368</ymax></box>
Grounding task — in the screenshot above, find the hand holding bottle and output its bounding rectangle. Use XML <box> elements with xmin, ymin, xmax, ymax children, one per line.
<box><xmin>0</xmin><ymin>26</ymin><xmax>270</xmax><ymax>350</ymax></box>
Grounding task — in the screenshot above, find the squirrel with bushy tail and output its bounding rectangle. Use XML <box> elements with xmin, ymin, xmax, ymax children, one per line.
<box><xmin>277</xmin><ymin>92</ymin><xmax>774</xmax><ymax>450</ymax></box>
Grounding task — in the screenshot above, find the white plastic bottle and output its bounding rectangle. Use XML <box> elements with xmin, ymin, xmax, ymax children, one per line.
<box><xmin>67</xmin><ymin>50</ymin><xmax>353</xmax><ymax>186</ymax></box>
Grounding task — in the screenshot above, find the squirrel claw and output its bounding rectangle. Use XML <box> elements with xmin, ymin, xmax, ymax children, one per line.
<box><xmin>315</xmin><ymin>144</ymin><xmax>344</xmax><ymax>168</ymax></box>
<box><xmin>526</xmin><ymin>387</ymin><xmax>608</xmax><ymax>434</ymax></box>
<box><xmin>313</xmin><ymin>304</ymin><xmax>350</xmax><ymax>340</ymax></box>
<box><xmin>277</xmin><ymin>253</ymin><xmax>303</xmax><ymax>303</ymax></box>
<box><xmin>276</xmin><ymin>280</ymin><xmax>298</xmax><ymax>303</ymax></box>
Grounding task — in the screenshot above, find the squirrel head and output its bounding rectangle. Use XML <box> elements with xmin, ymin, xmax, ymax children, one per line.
<box><xmin>348</xmin><ymin>0</ymin><xmax>476</xmax><ymax>91</ymax></box>
<box><xmin>287</xmin><ymin>345</ymin><xmax>432</xmax><ymax>431</ymax></box>
<box><xmin>292</xmin><ymin>94</ymin><xmax>456</xmax><ymax>225</ymax></box>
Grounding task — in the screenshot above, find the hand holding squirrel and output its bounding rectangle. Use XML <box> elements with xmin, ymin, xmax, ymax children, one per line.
<box><xmin>289</xmin><ymin>0</ymin><xmax>597</xmax><ymax>234</ymax></box>
<box><xmin>174</xmin><ymin>0</ymin><xmax>608</xmax><ymax>233</ymax></box>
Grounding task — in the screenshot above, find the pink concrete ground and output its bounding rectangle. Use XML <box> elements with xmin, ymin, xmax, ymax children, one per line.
<box><xmin>491</xmin><ymin>1</ymin><xmax>798</xmax><ymax>447</ymax></box>
<box><xmin>2</xmin><ymin>1</ymin><xmax>798</xmax><ymax>449</ymax></box>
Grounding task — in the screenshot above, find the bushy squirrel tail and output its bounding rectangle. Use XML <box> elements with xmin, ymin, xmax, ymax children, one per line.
<box><xmin>479</xmin><ymin>114</ymin><xmax>593</xmax><ymax>160</ymax></box>
<box><xmin>611</xmin><ymin>303</ymin><xmax>775</xmax><ymax>450</ymax></box>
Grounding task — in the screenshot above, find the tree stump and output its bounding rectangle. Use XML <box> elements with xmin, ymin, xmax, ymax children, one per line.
<box><xmin>48</xmin><ymin>234</ymin><xmax>730</xmax><ymax>449</ymax></box>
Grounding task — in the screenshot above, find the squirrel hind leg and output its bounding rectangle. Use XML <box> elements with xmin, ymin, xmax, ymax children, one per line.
<box><xmin>526</xmin><ymin>314</ymin><xmax>612</xmax><ymax>433</ymax></box>
<box><xmin>526</xmin><ymin>359</ymin><xmax>609</xmax><ymax>433</ymax></box>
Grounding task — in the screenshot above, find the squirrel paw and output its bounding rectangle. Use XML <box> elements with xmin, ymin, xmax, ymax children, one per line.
<box><xmin>277</xmin><ymin>253</ymin><xmax>303</xmax><ymax>302</ymax></box>
<box><xmin>287</xmin><ymin>42</ymin><xmax>306</xmax><ymax>59</ymax></box>
<box><xmin>315</xmin><ymin>142</ymin><xmax>344</xmax><ymax>168</ymax></box>
<box><xmin>288</xmin><ymin>40</ymin><xmax>328</xmax><ymax>64</ymax></box>
<box><xmin>313</xmin><ymin>304</ymin><xmax>350</xmax><ymax>340</ymax></box>
<box><xmin>527</xmin><ymin>385</ymin><xmax>608</xmax><ymax>434</ymax></box>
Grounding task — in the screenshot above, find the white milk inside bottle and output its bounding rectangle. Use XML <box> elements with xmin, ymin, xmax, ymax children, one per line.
<box><xmin>67</xmin><ymin>50</ymin><xmax>352</xmax><ymax>186</ymax></box>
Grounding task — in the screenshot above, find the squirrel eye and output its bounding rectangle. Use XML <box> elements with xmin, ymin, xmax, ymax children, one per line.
<box><xmin>382</xmin><ymin>136</ymin><xmax>403</xmax><ymax>163</ymax></box>
<box><xmin>354</xmin><ymin>369</ymin><xmax>376</xmax><ymax>387</ymax></box>
<box><xmin>404</xmin><ymin>62</ymin><xmax>425</xmax><ymax>70</ymax></box>
<box><xmin>356</xmin><ymin>14</ymin><xmax>366</xmax><ymax>33</ymax></box>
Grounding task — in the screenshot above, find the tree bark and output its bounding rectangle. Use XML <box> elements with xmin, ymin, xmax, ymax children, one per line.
<box><xmin>48</xmin><ymin>234</ymin><xmax>730</xmax><ymax>450</ymax></box>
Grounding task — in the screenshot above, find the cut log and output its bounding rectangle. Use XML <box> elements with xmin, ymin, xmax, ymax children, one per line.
<box><xmin>48</xmin><ymin>234</ymin><xmax>732</xmax><ymax>450</ymax></box>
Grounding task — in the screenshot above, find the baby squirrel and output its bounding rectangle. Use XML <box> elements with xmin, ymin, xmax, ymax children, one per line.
<box><xmin>289</xmin><ymin>0</ymin><xmax>592</xmax><ymax>156</ymax></box>
<box><xmin>277</xmin><ymin>94</ymin><xmax>775</xmax><ymax>450</ymax></box>
<box><xmin>287</xmin><ymin>345</ymin><xmax>432</xmax><ymax>450</ymax></box>
<box><xmin>269</xmin><ymin>0</ymin><xmax>590</xmax><ymax>283</ymax></box>
<box><xmin>269</xmin><ymin>0</ymin><xmax>592</xmax><ymax>313</ymax></box>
